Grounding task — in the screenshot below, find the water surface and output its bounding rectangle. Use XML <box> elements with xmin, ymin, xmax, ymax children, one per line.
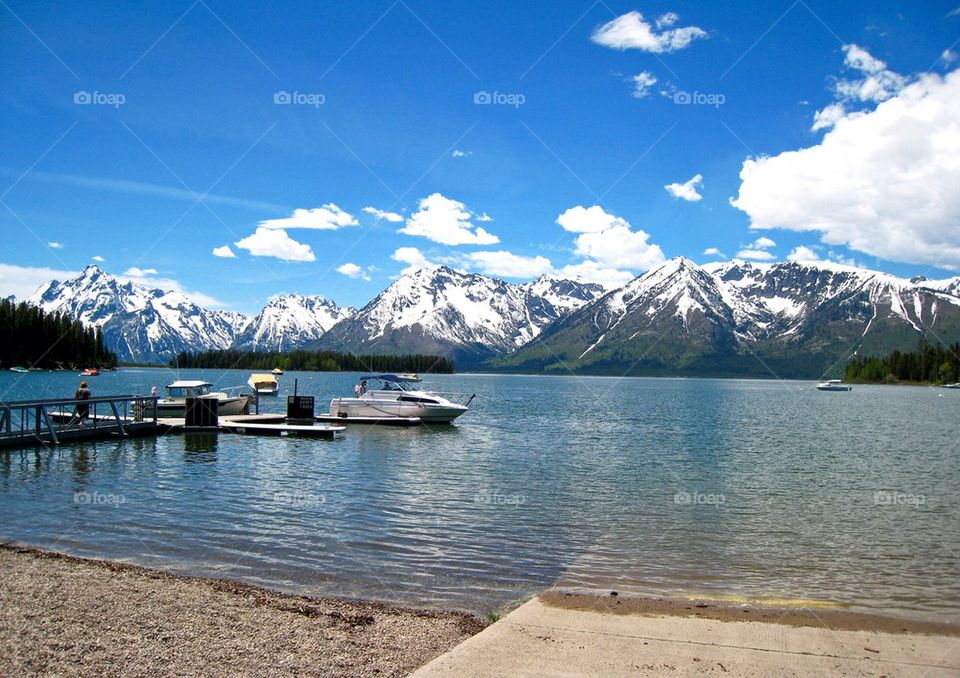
<box><xmin>1</xmin><ymin>368</ymin><xmax>957</xmax><ymax>620</ymax></box>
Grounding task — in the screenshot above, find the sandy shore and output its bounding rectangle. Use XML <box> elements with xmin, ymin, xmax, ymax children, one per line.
<box><xmin>0</xmin><ymin>544</ymin><xmax>485</xmax><ymax>677</ymax></box>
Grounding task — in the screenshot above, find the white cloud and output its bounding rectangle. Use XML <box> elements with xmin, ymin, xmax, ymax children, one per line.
<box><xmin>811</xmin><ymin>102</ymin><xmax>847</xmax><ymax>131</ymax></box>
<box><xmin>47</xmin><ymin>241</ymin><xmax>63</xmax><ymax>249</ymax></box>
<box><xmin>835</xmin><ymin>44</ymin><xmax>907</xmax><ymax>103</ymax></box>
<box><xmin>234</xmin><ymin>227</ymin><xmax>315</xmax><ymax>262</ymax></box>
<box><xmin>392</xmin><ymin>247</ymin><xmax>437</xmax><ymax>275</ymax></box>
<box><xmin>362</xmin><ymin>206</ymin><xmax>404</xmax><ymax>223</ymax></box>
<box><xmin>259</xmin><ymin>204</ymin><xmax>357</xmax><ymax>231</ymax></box>
<box><xmin>664</xmin><ymin>174</ymin><xmax>703</xmax><ymax>201</ymax></box>
<box><xmin>591</xmin><ymin>11</ymin><xmax>707</xmax><ymax>53</ymax></box>
<box><xmin>399</xmin><ymin>193</ymin><xmax>499</xmax><ymax>246</ymax></box>
<box><xmin>475</xmin><ymin>212</ymin><xmax>494</xmax><ymax>222</ymax></box>
<box><xmin>703</xmin><ymin>247</ymin><xmax>725</xmax><ymax>258</ymax></box>
<box><xmin>751</xmin><ymin>236</ymin><xmax>776</xmax><ymax>249</ymax></box>
<box><xmin>462</xmin><ymin>251</ymin><xmax>553</xmax><ymax>278</ymax></box>
<box><xmin>554</xmin><ymin>261</ymin><xmax>636</xmax><ymax>288</ymax></box>
<box><xmin>630</xmin><ymin>71</ymin><xmax>657</xmax><ymax>98</ymax></box>
<box><xmin>949</xmin><ymin>6</ymin><xmax>960</xmax><ymax>17</ymax></box>
<box><xmin>92</xmin><ymin>255</ymin><xmax>105</xmax><ymax>262</ymax></box>
<box><xmin>212</xmin><ymin>245</ymin><xmax>236</xmax><ymax>258</ymax></box>
<box><xmin>556</xmin><ymin>204</ymin><xmax>665</xmax><ymax>279</ymax></box>
<box><xmin>336</xmin><ymin>262</ymin><xmax>371</xmax><ymax>281</ymax></box>
<box><xmin>0</xmin><ymin>263</ymin><xmax>78</xmax><ymax>300</ymax></box>
<box><xmin>735</xmin><ymin>249</ymin><xmax>776</xmax><ymax>261</ymax></box>
<box><xmin>556</xmin><ymin>205</ymin><xmax>629</xmax><ymax>233</ymax></box>
<box><xmin>943</xmin><ymin>49</ymin><xmax>959</xmax><ymax>65</ymax></box>
<box><xmin>451</xmin><ymin>150</ymin><xmax>471</xmax><ymax>158</ymax></box>
<box><xmin>123</xmin><ymin>267</ymin><xmax>158</xmax><ymax>277</ymax></box>
<box><xmin>732</xmin><ymin>69</ymin><xmax>960</xmax><ymax>269</ymax></box>
<box><xmin>786</xmin><ymin>246</ymin><xmax>820</xmax><ymax>262</ymax></box>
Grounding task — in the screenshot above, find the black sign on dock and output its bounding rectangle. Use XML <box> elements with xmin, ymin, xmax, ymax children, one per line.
<box><xmin>287</xmin><ymin>396</ymin><xmax>314</xmax><ymax>421</ymax></box>
<box><xmin>185</xmin><ymin>397</ymin><xmax>218</xmax><ymax>428</ymax></box>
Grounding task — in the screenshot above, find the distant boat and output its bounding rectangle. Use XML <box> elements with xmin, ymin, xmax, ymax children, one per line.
<box><xmin>9</xmin><ymin>366</ymin><xmax>28</xmax><ymax>373</ymax></box>
<box><xmin>80</xmin><ymin>368</ymin><xmax>100</xmax><ymax>376</ymax></box>
<box><xmin>247</xmin><ymin>373</ymin><xmax>279</xmax><ymax>396</ymax></box>
<box><xmin>272</xmin><ymin>367</ymin><xmax>284</xmax><ymax>375</ymax></box>
<box><xmin>944</xmin><ymin>383</ymin><xmax>960</xmax><ymax>389</ymax></box>
<box><xmin>397</xmin><ymin>373</ymin><xmax>422</xmax><ymax>382</ymax></box>
<box><xmin>816</xmin><ymin>379</ymin><xmax>852</xmax><ymax>391</ymax></box>
<box><xmin>147</xmin><ymin>380</ymin><xmax>251</xmax><ymax>418</ymax></box>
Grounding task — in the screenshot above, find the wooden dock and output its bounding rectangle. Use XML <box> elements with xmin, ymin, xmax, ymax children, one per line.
<box><xmin>0</xmin><ymin>395</ymin><xmax>159</xmax><ymax>449</ymax></box>
<box><xmin>315</xmin><ymin>414</ymin><xmax>422</xmax><ymax>426</ymax></box>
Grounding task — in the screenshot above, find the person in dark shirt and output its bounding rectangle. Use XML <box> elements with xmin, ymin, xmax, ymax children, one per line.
<box><xmin>74</xmin><ymin>381</ymin><xmax>91</xmax><ymax>426</ymax></box>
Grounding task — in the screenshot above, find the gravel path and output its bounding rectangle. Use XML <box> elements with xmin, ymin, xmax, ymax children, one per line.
<box><xmin>0</xmin><ymin>545</ymin><xmax>485</xmax><ymax>677</ymax></box>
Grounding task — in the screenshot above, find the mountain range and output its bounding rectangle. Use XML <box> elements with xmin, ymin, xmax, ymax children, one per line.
<box><xmin>25</xmin><ymin>261</ymin><xmax>960</xmax><ymax>376</ymax></box>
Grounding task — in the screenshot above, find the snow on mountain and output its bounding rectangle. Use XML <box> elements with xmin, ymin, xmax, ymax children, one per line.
<box><xmin>29</xmin><ymin>266</ymin><xmax>247</xmax><ymax>363</ymax></box>
<box><xmin>313</xmin><ymin>266</ymin><xmax>605</xmax><ymax>364</ymax></box>
<box><xmin>501</xmin><ymin>257</ymin><xmax>960</xmax><ymax>377</ymax></box>
<box><xmin>232</xmin><ymin>294</ymin><xmax>355</xmax><ymax>351</ymax></box>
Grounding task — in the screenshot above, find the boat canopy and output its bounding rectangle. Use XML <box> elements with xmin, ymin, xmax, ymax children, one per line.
<box><xmin>168</xmin><ymin>380</ymin><xmax>213</xmax><ymax>388</ymax></box>
<box><xmin>359</xmin><ymin>374</ymin><xmax>419</xmax><ymax>383</ymax></box>
<box><xmin>248</xmin><ymin>374</ymin><xmax>278</xmax><ymax>386</ymax></box>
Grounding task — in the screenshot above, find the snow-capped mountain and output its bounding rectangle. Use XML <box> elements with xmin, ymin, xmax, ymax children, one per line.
<box><xmin>312</xmin><ymin>267</ymin><xmax>605</xmax><ymax>365</ymax></box>
<box><xmin>500</xmin><ymin>258</ymin><xmax>960</xmax><ymax>378</ymax></box>
<box><xmin>30</xmin><ymin>266</ymin><xmax>249</xmax><ymax>363</ymax></box>
<box><xmin>232</xmin><ymin>294</ymin><xmax>355</xmax><ymax>352</ymax></box>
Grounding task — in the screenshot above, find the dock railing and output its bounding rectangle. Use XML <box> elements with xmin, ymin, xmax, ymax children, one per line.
<box><xmin>0</xmin><ymin>394</ymin><xmax>158</xmax><ymax>447</ymax></box>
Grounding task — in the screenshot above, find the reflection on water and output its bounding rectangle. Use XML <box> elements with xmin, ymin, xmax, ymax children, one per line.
<box><xmin>0</xmin><ymin>369</ymin><xmax>958</xmax><ymax>620</ymax></box>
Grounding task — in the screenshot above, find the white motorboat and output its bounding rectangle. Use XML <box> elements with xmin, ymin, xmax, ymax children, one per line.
<box><xmin>943</xmin><ymin>383</ymin><xmax>960</xmax><ymax>389</ymax></box>
<box><xmin>329</xmin><ymin>374</ymin><xmax>473</xmax><ymax>423</ymax></box>
<box><xmin>816</xmin><ymin>379</ymin><xmax>852</xmax><ymax>391</ymax></box>
<box><xmin>150</xmin><ymin>380</ymin><xmax>251</xmax><ymax>417</ymax></box>
<box><xmin>248</xmin><ymin>373</ymin><xmax>279</xmax><ymax>396</ymax></box>
<box><xmin>272</xmin><ymin>367</ymin><xmax>284</xmax><ymax>375</ymax></box>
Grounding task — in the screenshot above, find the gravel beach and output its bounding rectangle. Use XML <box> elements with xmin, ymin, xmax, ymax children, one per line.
<box><xmin>0</xmin><ymin>544</ymin><xmax>486</xmax><ymax>676</ymax></box>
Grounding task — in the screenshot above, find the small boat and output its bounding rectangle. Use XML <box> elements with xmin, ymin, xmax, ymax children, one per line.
<box><xmin>80</xmin><ymin>368</ymin><xmax>100</xmax><ymax>376</ymax></box>
<box><xmin>329</xmin><ymin>374</ymin><xmax>472</xmax><ymax>423</ymax></box>
<box><xmin>247</xmin><ymin>373</ymin><xmax>279</xmax><ymax>396</ymax></box>
<box><xmin>272</xmin><ymin>367</ymin><xmax>284</xmax><ymax>375</ymax></box>
<box><xmin>397</xmin><ymin>373</ymin><xmax>422</xmax><ymax>382</ymax></box>
<box><xmin>9</xmin><ymin>366</ymin><xmax>28</xmax><ymax>373</ymax></box>
<box><xmin>944</xmin><ymin>383</ymin><xmax>960</xmax><ymax>389</ymax></box>
<box><xmin>148</xmin><ymin>380</ymin><xmax>251</xmax><ymax>417</ymax></box>
<box><xmin>816</xmin><ymin>379</ymin><xmax>852</xmax><ymax>391</ymax></box>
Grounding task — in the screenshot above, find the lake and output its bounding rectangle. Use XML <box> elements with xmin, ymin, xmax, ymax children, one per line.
<box><xmin>0</xmin><ymin>368</ymin><xmax>958</xmax><ymax>621</ymax></box>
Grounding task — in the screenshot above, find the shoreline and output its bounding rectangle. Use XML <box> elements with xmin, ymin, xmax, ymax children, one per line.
<box><xmin>0</xmin><ymin>543</ymin><xmax>486</xmax><ymax>676</ymax></box>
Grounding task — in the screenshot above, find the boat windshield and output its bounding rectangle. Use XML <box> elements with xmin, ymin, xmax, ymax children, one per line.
<box><xmin>374</xmin><ymin>379</ymin><xmax>415</xmax><ymax>392</ymax></box>
<box><xmin>167</xmin><ymin>384</ymin><xmax>212</xmax><ymax>398</ymax></box>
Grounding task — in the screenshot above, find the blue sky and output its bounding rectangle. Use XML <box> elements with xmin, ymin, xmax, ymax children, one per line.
<box><xmin>1</xmin><ymin>0</ymin><xmax>958</xmax><ymax>313</ymax></box>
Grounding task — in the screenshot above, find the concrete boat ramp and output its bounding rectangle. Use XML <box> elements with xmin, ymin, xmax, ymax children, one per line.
<box><xmin>414</xmin><ymin>595</ymin><xmax>960</xmax><ymax>677</ymax></box>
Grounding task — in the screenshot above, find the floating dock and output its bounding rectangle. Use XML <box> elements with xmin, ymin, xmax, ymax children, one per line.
<box><xmin>315</xmin><ymin>414</ymin><xmax>422</xmax><ymax>426</ymax></box>
<box><xmin>219</xmin><ymin>420</ymin><xmax>344</xmax><ymax>439</ymax></box>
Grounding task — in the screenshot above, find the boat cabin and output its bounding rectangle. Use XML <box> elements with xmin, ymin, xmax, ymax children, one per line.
<box><xmin>166</xmin><ymin>380</ymin><xmax>214</xmax><ymax>398</ymax></box>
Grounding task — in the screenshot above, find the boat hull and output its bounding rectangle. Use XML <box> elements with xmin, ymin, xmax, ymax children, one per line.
<box><xmin>329</xmin><ymin>398</ymin><xmax>467</xmax><ymax>423</ymax></box>
<box><xmin>816</xmin><ymin>385</ymin><xmax>852</xmax><ymax>391</ymax></box>
<box><xmin>150</xmin><ymin>396</ymin><xmax>250</xmax><ymax>418</ymax></box>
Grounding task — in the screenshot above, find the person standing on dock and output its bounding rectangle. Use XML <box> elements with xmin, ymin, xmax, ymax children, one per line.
<box><xmin>74</xmin><ymin>381</ymin><xmax>91</xmax><ymax>427</ymax></box>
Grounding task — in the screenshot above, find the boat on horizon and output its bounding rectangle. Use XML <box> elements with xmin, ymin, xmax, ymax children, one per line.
<box><xmin>329</xmin><ymin>374</ymin><xmax>473</xmax><ymax>423</ymax></box>
<box><xmin>247</xmin><ymin>373</ymin><xmax>279</xmax><ymax>396</ymax></box>
<box><xmin>944</xmin><ymin>383</ymin><xmax>960</xmax><ymax>389</ymax></box>
<box><xmin>80</xmin><ymin>368</ymin><xmax>100</xmax><ymax>376</ymax></box>
<box><xmin>148</xmin><ymin>380</ymin><xmax>251</xmax><ymax>418</ymax></box>
<box><xmin>816</xmin><ymin>379</ymin><xmax>852</xmax><ymax>391</ymax></box>
<box><xmin>9</xmin><ymin>366</ymin><xmax>28</xmax><ymax>373</ymax></box>
<box><xmin>272</xmin><ymin>367</ymin><xmax>284</xmax><ymax>375</ymax></box>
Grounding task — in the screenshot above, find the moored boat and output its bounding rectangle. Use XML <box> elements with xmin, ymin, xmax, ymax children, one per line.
<box><xmin>80</xmin><ymin>368</ymin><xmax>100</xmax><ymax>376</ymax></box>
<box><xmin>816</xmin><ymin>379</ymin><xmax>852</xmax><ymax>391</ymax></box>
<box><xmin>944</xmin><ymin>383</ymin><xmax>960</xmax><ymax>389</ymax></box>
<box><xmin>329</xmin><ymin>374</ymin><xmax>472</xmax><ymax>423</ymax></box>
<box><xmin>9</xmin><ymin>366</ymin><xmax>28</xmax><ymax>373</ymax></box>
<box><xmin>272</xmin><ymin>367</ymin><xmax>284</xmax><ymax>375</ymax></box>
<box><xmin>148</xmin><ymin>380</ymin><xmax>251</xmax><ymax>417</ymax></box>
<box><xmin>247</xmin><ymin>373</ymin><xmax>279</xmax><ymax>395</ymax></box>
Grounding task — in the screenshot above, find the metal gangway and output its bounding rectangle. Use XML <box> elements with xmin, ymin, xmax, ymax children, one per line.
<box><xmin>0</xmin><ymin>395</ymin><xmax>159</xmax><ymax>449</ymax></box>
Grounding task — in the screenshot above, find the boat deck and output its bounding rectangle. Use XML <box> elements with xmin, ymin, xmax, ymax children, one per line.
<box><xmin>315</xmin><ymin>414</ymin><xmax>422</xmax><ymax>426</ymax></box>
